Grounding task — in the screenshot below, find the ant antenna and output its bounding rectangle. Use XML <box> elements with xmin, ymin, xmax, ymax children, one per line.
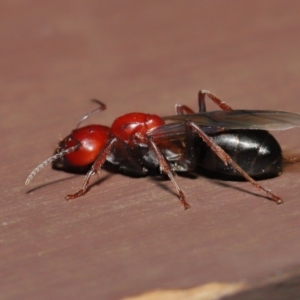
<box><xmin>76</xmin><ymin>99</ymin><xmax>106</xmax><ymax>129</ymax></box>
<box><xmin>25</xmin><ymin>143</ymin><xmax>80</xmax><ymax>185</ymax></box>
<box><xmin>26</xmin><ymin>99</ymin><xmax>106</xmax><ymax>185</ymax></box>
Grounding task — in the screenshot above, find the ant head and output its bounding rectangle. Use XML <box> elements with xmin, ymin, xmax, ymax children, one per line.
<box><xmin>25</xmin><ymin>124</ymin><xmax>110</xmax><ymax>185</ymax></box>
<box><xmin>61</xmin><ymin>125</ymin><xmax>110</xmax><ymax>167</ymax></box>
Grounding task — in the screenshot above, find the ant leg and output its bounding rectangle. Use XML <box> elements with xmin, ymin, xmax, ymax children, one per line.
<box><xmin>76</xmin><ymin>99</ymin><xmax>107</xmax><ymax>129</ymax></box>
<box><xmin>65</xmin><ymin>138</ymin><xmax>117</xmax><ymax>200</ymax></box>
<box><xmin>146</xmin><ymin>136</ymin><xmax>190</xmax><ymax>209</ymax></box>
<box><xmin>181</xmin><ymin>121</ymin><xmax>199</xmax><ymax>170</ymax></box>
<box><xmin>198</xmin><ymin>90</ymin><xmax>233</xmax><ymax>112</ymax></box>
<box><xmin>175</xmin><ymin>90</ymin><xmax>233</xmax><ymax>115</ymax></box>
<box><xmin>186</xmin><ymin>121</ymin><xmax>283</xmax><ymax>204</ymax></box>
<box><xmin>175</xmin><ymin>104</ymin><xmax>195</xmax><ymax>115</ymax></box>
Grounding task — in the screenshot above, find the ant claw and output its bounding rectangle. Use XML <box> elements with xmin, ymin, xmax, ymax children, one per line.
<box><xmin>181</xmin><ymin>200</ymin><xmax>191</xmax><ymax>210</ymax></box>
<box><xmin>65</xmin><ymin>189</ymin><xmax>86</xmax><ymax>200</ymax></box>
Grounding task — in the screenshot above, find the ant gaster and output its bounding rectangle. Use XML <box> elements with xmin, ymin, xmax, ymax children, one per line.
<box><xmin>26</xmin><ymin>90</ymin><xmax>300</xmax><ymax>209</ymax></box>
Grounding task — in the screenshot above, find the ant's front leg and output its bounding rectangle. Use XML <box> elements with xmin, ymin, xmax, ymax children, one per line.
<box><xmin>65</xmin><ymin>138</ymin><xmax>117</xmax><ymax>200</ymax></box>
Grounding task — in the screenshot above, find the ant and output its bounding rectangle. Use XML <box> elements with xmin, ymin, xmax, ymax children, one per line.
<box><xmin>26</xmin><ymin>90</ymin><xmax>300</xmax><ymax>209</ymax></box>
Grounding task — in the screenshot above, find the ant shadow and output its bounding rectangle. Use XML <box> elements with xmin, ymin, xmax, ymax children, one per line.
<box><xmin>27</xmin><ymin>161</ymin><xmax>284</xmax><ymax>204</ymax></box>
<box><xmin>148</xmin><ymin>167</ymin><xmax>272</xmax><ymax>202</ymax></box>
<box><xmin>26</xmin><ymin>164</ymin><xmax>114</xmax><ymax>195</ymax></box>
<box><xmin>194</xmin><ymin>167</ymin><xmax>280</xmax><ymax>202</ymax></box>
<box><xmin>26</xmin><ymin>175</ymin><xmax>78</xmax><ymax>194</ymax></box>
<box><xmin>208</xmin><ymin>180</ymin><xmax>269</xmax><ymax>201</ymax></box>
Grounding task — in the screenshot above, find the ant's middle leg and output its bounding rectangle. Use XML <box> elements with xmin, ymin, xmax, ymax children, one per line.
<box><xmin>133</xmin><ymin>132</ymin><xmax>190</xmax><ymax>210</ymax></box>
<box><xmin>148</xmin><ymin>136</ymin><xmax>191</xmax><ymax>209</ymax></box>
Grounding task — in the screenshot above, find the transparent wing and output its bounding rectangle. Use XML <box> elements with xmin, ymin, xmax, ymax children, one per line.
<box><xmin>164</xmin><ymin>110</ymin><xmax>300</xmax><ymax>130</ymax></box>
<box><xmin>148</xmin><ymin>110</ymin><xmax>300</xmax><ymax>139</ymax></box>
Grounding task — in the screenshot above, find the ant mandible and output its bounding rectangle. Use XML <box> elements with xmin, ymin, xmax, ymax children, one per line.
<box><xmin>26</xmin><ymin>91</ymin><xmax>300</xmax><ymax>209</ymax></box>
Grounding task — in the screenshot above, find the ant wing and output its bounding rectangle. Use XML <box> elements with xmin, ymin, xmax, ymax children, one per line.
<box><xmin>163</xmin><ymin>110</ymin><xmax>300</xmax><ymax>131</ymax></box>
<box><xmin>148</xmin><ymin>123</ymin><xmax>187</xmax><ymax>139</ymax></box>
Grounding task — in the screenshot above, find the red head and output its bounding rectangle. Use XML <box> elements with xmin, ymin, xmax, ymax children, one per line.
<box><xmin>61</xmin><ymin>125</ymin><xmax>110</xmax><ymax>166</ymax></box>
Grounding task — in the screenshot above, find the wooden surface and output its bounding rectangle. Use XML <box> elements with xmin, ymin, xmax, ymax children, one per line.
<box><xmin>2</xmin><ymin>1</ymin><xmax>300</xmax><ymax>299</ymax></box>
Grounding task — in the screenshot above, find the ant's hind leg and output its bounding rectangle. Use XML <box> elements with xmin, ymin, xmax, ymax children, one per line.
<box><xmin>198</xmin><ymin>90</ymin><xmax>233</xmax><ymax>112</ymax></box>
<box><xmin>186</xmin><ymin>121</ymin><xmax>283</xmax><ymax>205</ymax></box>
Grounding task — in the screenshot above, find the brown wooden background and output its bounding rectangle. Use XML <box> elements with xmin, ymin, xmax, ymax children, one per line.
<box><xmin>1</xmin><ymin>1</ymin><xmax>300</xmax><ymax>299</ymax></box>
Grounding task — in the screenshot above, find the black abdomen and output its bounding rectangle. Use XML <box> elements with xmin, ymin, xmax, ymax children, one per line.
<box><xmin>198</xmin><ymin>130</ymin><xmax>282</xmax><ymax>179</ymax></box>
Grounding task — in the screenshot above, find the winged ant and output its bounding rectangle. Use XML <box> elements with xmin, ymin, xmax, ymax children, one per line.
<box><xmin>26</xmin><ymin>90</ymin><xmax>300</xmax><ymax>209</ymax></box>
